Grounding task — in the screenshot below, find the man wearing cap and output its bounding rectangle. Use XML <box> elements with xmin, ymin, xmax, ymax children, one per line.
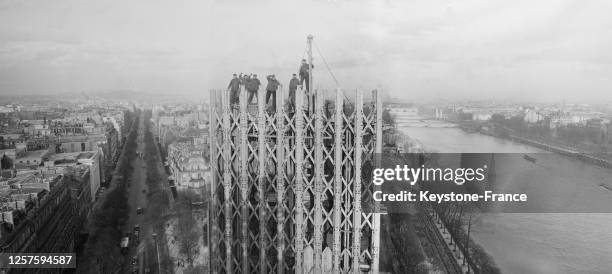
<box><xmin>227</xmin><ymin>74</ymin><xmax>240</xmax><ymax>106</ymax></box>
<box><xmin>246</xmin><ymin>74</ymin><xmax>261</xmax><ymax>104</ymax></box>
<box><xmin>299</xmin><ymin>59</ymin><xmax>314</xmax><ymax>92</ymax></box>
<box><xmin>288</xmin><ymin>74</ymin><xmax>300</xmax><ymax>111</ymax></box>
<box><xmin>265</xmin><ymin>74</ymin><xmax>280</xmax><ymax>110</ymax></box>
<box><xmin>238</xmin><ymin>73</ymin><xmax>246</xmax><ymax>85</ymax></box>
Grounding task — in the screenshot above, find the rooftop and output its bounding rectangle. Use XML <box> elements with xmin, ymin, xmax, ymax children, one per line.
<box><xmin>46</xmin><ymin>151</ymin><xmax>98</xmax><ymax>165</ymax></box>
<box><xmin>17</xmin><ymin>150</ymin><xmax>49</xmax><ymax>160</ymax></box>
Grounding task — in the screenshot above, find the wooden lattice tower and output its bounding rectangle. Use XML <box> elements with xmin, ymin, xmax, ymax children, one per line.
<box><xmin>209</xmin><ymin>85</ymin><xmax>383</xmax><ymax>274</ymax></box>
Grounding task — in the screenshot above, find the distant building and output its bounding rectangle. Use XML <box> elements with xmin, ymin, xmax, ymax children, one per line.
<box><xmin>25</xmin><ymin>123</ymin><xmax>51</xmax><ymax>136</ymax></box>
<box><xmin>524</xmin><ymin>109</ymin><xmax>545</xmax><ymax>124</ymax></box>
<box><xmin>159</xmin><ymin>116</ymin><xmax>175</xmax><ymax>127</ymax></box>
<box><xmin>46</xmin><ymin>151</ymin><xmax>102</xmax><ymax>202</ymax></box>
<box><xmin>472</xmin><ymin>112</ymin><xmax>493</xmax><ymax>121</ymax></box>
<box><xmin>14</xmin><ymin>149</ymin><xmax>49</xmax><ymax>171</ymax></box>
<box><xmin>0</xmin><ymin>148</ymin><xmax>16</xmax><ymax>170</ymax></box>
<box><xmin>101</xmin><ymin>113</ymin><xmax>125</xmax><ymax>141</ymax></box>
<box><xmin>167</xmin><ymin>141</ymin><xmax>209</xmax><ymax>195</ymax></box>
<box><xmin>434</xmin><ymin>108</ymin><xmax>448</xmax><ymax>120</ymax></box>
<box><xmin>586</xmin><ymin>118</ymin><xmax>605</xmax><ymax>130</ymax></box>
<box><xmin>0</xmin><ymin>168</ymin><xmax>91</xmax><ymax>257</ymax></box>
<box><xmin>56</xmin><ymin>134</ymin><xmax>106</xmax><ymax>153</ymax></box>
<box><xmin>0</xmin><ymin>106</ymin><xmax>14</xmax><ymax>114</ymax></box>
<box><xmin>0</xmin><ymin>133</ymin><xmax>22</xmax><ymax>149</ymax></box>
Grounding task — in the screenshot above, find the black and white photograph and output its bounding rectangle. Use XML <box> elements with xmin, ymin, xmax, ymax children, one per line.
<box><xmin>0</xmin><ymin>0</ymin><xmax>611</xmax><ymax>273</ymax></box>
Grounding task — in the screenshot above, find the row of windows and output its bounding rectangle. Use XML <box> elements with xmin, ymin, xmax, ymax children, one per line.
<box><xmin>19</xmin><ymin>159</ymin><xmax>38</xmax><ymax>164</ymax></box>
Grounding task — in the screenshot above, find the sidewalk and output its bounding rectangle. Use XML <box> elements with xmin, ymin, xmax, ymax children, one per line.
<box><xmin>428</xmin><ymin>210</ymin><xmax>473</xmax><ymax>274</ymax></box>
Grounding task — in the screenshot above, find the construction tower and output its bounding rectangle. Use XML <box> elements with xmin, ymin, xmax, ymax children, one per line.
<box><xmin>208</xmin><ymin>36</ymin><xmax>382</xmax><ymax>274</ymax></box>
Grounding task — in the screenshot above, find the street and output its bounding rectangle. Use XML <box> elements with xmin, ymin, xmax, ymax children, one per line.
<box><xmin>123</xmin><ymin>112</ymin><xmax>171</xmax><ymax>274</ymax></box>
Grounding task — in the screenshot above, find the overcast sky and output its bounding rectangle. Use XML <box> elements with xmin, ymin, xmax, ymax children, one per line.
<box><xmin>0</xmin><ymin>0</ymin><xmax>611</xmax><ymax>102</ymax></box>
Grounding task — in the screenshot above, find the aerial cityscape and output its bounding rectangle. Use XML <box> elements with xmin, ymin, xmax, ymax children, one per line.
<box><xmin>1</xmin><ymin>1</ymin><xmax>612</xmax><ymax>274</ymax></box>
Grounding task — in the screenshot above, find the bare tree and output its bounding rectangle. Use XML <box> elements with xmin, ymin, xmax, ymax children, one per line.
<box><xmin>177</xmin><ymin>212</ymin><xmax>200</xmax><ymax>267</ymax></box>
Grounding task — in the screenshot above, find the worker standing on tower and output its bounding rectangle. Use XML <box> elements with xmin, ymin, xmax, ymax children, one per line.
<box><xmin>239</xmin><ymin>73</ymin><xmax>247</xmax><ymax>85</ymax></box>
<box><xmin>265</xmin><ymin>74</ymin><xmax>280</xmax><ymax>110</ymax></box>
<box><xmin>288</xmin><ymin>73</ymin><xmax>300</xmax><ymax>111</ymax></box>
<box><xmin>227</xmin><ymin>73</ymin><xmax>240</xmax><ymax>106</ymax></box>
<box><xmin>299</xmin><ymin>59</ymin><xmax>314</xmax><ymax>92</ymax></box>
<box><xmin>246</xmin><ymin>74</ymin><xmax>261</xmax><ymax>104</ymax></box>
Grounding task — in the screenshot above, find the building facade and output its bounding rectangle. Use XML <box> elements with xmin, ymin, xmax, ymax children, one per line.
<box><xmin>167</xmin><ymin>141</ymin><xmax>209</xmax><ymax>194</ymax></box>
<box><xmin>0</xmin><ymin>168</ymin><xmax>91</xmax><ymax>274</ymax></box>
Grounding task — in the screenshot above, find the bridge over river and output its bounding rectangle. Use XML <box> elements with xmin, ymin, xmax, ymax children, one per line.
<box><xmin>389</xmin><ymin>107</ymin><xmax>457</xmax><ymax>128</ymax></box>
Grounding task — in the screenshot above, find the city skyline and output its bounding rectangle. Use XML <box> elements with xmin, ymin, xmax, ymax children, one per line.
<box><xmin>2</xmin><ymin>2</ymin><xmax>612</xmax><ymax>273</ymax></box>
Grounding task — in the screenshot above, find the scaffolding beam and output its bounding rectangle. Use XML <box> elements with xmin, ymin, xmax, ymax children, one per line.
<box><xmin>209</xmin><ymin>87</ymin><xmax>381</xmax><ymax>274</ymax></box>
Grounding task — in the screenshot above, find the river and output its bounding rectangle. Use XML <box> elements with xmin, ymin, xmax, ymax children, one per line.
<box><xmin>398</xmin><ymin>124</ymin><xmax>612</xmax><ymax>274</ymax></box>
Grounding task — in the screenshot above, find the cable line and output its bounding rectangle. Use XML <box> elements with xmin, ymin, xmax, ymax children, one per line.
<box><xmin>313</xmin><ymin>41</ymin><xmax>352</xmax><ymax>103</ymax></box>
<box><xmin>313</xmin><ymin>41</ymin><xmax>340</xmax><ymax>86</ymax></box>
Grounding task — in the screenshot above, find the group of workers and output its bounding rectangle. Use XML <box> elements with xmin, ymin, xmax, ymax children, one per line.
<box><xmin>228</xmin><ymin>59</ymin><xmax>313</xmax><ymax>111</ymax></box>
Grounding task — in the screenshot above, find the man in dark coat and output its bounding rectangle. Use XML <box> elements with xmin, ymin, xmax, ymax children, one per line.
<box><xmin>227</xmin><ymin>74</ymin><xmax>240</xmax><ymax>105</ymax></box>
<box><xmin>288</xmin><ymin>74</ymin><xmax>300</xmax><ymax>111</ymax></box>
<box><xmin>299</xmin><ymin>59</ymin><xmax>314</xmax><ymax>92</ymax></box>
<box><xmin>246</xmin><ymin>74</ymin><xmax>261</xmax><ymax>104</ymax></box>
<box><xmin>265</xmin><ymin>74</ymin><xmax>280</xmax><ymax>110</ymax></box>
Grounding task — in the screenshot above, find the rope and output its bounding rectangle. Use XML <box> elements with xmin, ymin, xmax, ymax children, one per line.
<box><xmin>293</xmin><ymin>40</ymin><xmax>352</xmax><ymax>104</ymax></box>
<box><xmin>313</xmin><ymin>41</ymin><xmax>352</xmax><ymax>103</ymax></box>
<box><xmin>313</xmin><ymin>41</ymin><xmax>340</xmax><ymax>86</ymax></box>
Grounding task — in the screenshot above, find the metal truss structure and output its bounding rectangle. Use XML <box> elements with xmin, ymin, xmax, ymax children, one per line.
<box><xmin>209</xmin><ymin>86</ymin><xmax>382</xmax><ymax>274</ymax></box>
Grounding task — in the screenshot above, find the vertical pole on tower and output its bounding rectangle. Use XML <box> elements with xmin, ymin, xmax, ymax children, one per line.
<box><xmin>307</xmin><ymin>35</ymin><xmax>314</xmax><ymax>113</ymax></box>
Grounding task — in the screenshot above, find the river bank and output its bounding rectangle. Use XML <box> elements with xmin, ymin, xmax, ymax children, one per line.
<box><xmin>383</xmin><ymin>128</ymin><xmax>500</xmax><ymax>273</ymax></box>
<box><xmin>497</xmin><ymin>132</ymin><xmax>612</xmax><ymax>168</ymax></box>
<box><xmin>396</xmin><ymin>123</ymin><xmax>612</xmax><ymax>274</ymax></box>
<box><xmin>417</xmin><ymin>117</ymin><xmax>612</xmax><ymax>168</ymax></box>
